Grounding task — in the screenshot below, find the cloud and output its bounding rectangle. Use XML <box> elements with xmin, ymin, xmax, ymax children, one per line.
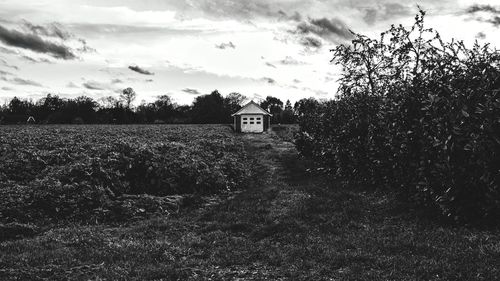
<box><xmin>1</xmin><ymin>76</ymin><xmax>43</xmax><ymax>87</ymax></box>
<box><xmin>0</xmin><ymin>46</ymin><xmax>18</xmax><ymax>55</ymax></box>
<box><xmin>182</xmin><ymin>88</ymin><xmax>202</xmax><ymax>95</ymax></box>
<box><xmin>0</xmin><ymin>25</ymin><xmax>76</xmax><ymax>59</ymax></box>
<box><xmin>76</xmin><ymin>38</ymin><xmax>97</xmax><ymax>53</ymax></box>
<box><xmin>215</xmin><ymin>41</ymin><xmax>236</xmax><ymax>49</ymax></box>
<box><xmin>278</xmin><ymin>10</ymin><xmax>302</xmax><ymax>22</ymax></box>
<box><xmin>466</xmin><ymin>4</ymin><xmax>499</xmax><ymax>14</ymax></box>
<box><xmin>111</xmin><ymin>78</ymin><xmax>123</xmax><ymax>84</ymax></box>
<box><xmin>279</xmin><ymin>56</ymin><xmax>306</xmax><ymax>65</ymax></box>
<box><xmin>128</xmin><ymin>65</ymin><xmax>154</xmax><ymax>75</ymax></box>
<box><xmin>82</xmin><ymin>80</ymin><xmax>108</xmax><ymax>90</ymax></box>
<box><xmin>265</xmin><ymin>62</ymin><xmax>277</xmax><ymax>68</ymax></box>
<box><xmin>22</xmin><ymin>21</ymin><xmax>72</xmax><ymax>40</ymax></box>
<box><xmin>363</xmin><ymin>8</ymin><xmax>378</xmax><ymax>25</ymax></box>
<box><xmin>261</xmin><ymin>77</ymin><xmax>276</xmax><ymax>84</ymax></box>
<box><xmin>0</xmin><ymin>69</ymin><xmax>13</xmax><ymax>76</ymax></box>
<box><xmin>476</xmin><ymin>32</ymin><xmax>486</xmax><ymax>39</ymax></box>
<box><xmin>465</xmin><ymin>4</ymin><xmax>500</xmax><ymax>26</ymax></box>
<box><xmin>21</xmin><ymin>55</ymin><xmax>52</xmax><ymax>64</ymax></box>
<box><xmin>300</xmin><ymin>36</ymin><xmax>322</xmax><ymax>48</ymax></box>
<box><xmin>66</xmin><ymin>82</ymin><xmax>79</xmax><ymax>88</ymax></box>
<box><xmin>0</xmin><ymin>58</ymin><xmax>18</xmax><ymax>70</ymax></box>
<box><xmin>363</xmin><ymin>3</ymin><xmax>411</xmax><ymax>24</ymax></box>
<box><xmin>297</xmin><ymin>17</ymin><xmax>353</xmax><ymax>40</ymax></box>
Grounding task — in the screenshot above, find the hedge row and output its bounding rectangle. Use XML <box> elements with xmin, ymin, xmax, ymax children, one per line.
<box><xmin>295</xmin><ymin>11</ymin><xmax>500</xmax><ymax>224</ymax></box>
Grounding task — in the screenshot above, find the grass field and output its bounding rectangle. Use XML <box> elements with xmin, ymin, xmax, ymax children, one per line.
<box><xmin>1</xmin><ymin>125</ymin><xmax>499</xmax><ymax>280</ymax></box>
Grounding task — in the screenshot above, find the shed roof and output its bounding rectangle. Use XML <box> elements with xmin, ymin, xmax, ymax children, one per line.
<box><xmin>231</xmin><ymin>100</ymin><xmax>272</xmax><ymax>116</ymax></box>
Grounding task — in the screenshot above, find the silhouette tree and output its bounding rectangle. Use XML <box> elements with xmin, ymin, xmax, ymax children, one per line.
<box><xmin>260</xmin><ymin>96</ymin><xmax>283</xmax><ymax>123</ymax></box>
<box><xmin>120</xmin><ymin>87</ymin><xmax>136</xmax><ymax>109</ymax></box>
<box><xmin>223</xmin><ymin>92</ymin><xmax>246</xmax><ymax>122</ymax></box>
<box><xmin>280</xmin><ymin>99</ymin><xmax>296</xmax><ymax>124</ymax></box>
<box><xmin>191</xmin><ymin>90</ymin><xmax>226</xmax><ymax>123</ymax></box>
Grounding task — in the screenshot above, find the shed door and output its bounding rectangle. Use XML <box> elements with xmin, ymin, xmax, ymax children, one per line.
<box><xmin>241</xmin><ymin>115</ymin><xmax>263</xmax><ymax>132</ymax></box>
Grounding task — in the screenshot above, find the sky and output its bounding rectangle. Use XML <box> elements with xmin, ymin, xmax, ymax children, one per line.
<box><xmin>0</xmin><ymin>0</ymin><xmax>499</xmax><ymax>106</ymax></box>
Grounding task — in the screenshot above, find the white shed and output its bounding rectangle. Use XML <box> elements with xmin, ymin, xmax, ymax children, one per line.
<box><xmin>232</xmin><ymin>101</ymin><xmax>272</xmax><ymax>133</ymax></box>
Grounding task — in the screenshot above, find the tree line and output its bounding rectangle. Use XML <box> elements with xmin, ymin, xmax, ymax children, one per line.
<box><xmin>0</xmin><ymin>88</ymin><xmax>305</xmax><ymax>124</ymax></box>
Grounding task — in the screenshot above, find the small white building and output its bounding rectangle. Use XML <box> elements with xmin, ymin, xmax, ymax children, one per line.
<box><xmin>232</xmin><ymin>101</ymin><xmax>272</xmax><ymax>133</ymax></box>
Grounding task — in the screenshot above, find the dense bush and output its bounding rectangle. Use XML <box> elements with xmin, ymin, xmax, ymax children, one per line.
<box><xmin>296</xmin><ymin>11</ymin><xmax>500</xmax><ymax>224</ymax></box>
<box><xmin>0</xmin><ymin>125</ymin><xmax>252</xmax><ymax>224</ymax></box>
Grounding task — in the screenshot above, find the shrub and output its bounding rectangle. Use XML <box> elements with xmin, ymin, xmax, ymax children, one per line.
<box><xmin>296</xmin><ymin>10</ymin><xmax>500</xmax><ymax>224</ymax></box>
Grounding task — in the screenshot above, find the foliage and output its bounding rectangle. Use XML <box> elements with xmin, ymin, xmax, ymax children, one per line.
<box><xmin>0</xmin><ymin>125</ymin><xmax>252</xmax><ymax>224</ymax></box>
<box><xmin>295</xmin><ymin>10</ymin><xmax>500</xmax><ymax>224</ymax></box>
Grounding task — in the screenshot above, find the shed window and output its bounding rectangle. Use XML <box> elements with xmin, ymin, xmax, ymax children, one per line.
<box><xmin>250</xmin><ymin>117</ymin><xmax>254</xmax><ymax>120</ymax></box>
<box><xmin>243</xmin><ymin>118</ymin><xmax>248</xmax><ymax>120</ymax></box>
<box><xmin>250</xmin><ymin>122</ymin><xmax>254</xmax><ymax>124</ymax></box>
<box><xmin>256</xmin><ymin>117</ymin><xmax>261</xmax><ymax>120</ymax></box>
<box><xmin>257</xmin><ymin>122</ymin><xmax>261</xmax><ymax>124</ymax></box>
<box><xmin>243</xmin><ymin>122</ymin><xmax>248</xmax><ymax>124</ymax></box>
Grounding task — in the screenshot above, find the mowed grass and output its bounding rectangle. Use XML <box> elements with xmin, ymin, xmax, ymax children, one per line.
<box><xmin>0</xmin><ymin>125</ymin><xmax>499</xmax><ymax>280</ymax></box>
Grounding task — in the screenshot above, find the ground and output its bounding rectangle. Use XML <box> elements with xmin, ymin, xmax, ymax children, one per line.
<box><xmin>1</xmin><ymin>127</ymin><xmax>499</xmax><ymax>280</ymax></box>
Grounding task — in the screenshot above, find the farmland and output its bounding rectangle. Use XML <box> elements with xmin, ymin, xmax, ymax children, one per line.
<box><xmin>1</xmin><ymin>125</ymin><xmax>499</xmax><ymax>280</ymax></box>
<box><xmin>0</xmin><ymin>125</ymin><xmax>252</xmax><ymax>225</ymax></box>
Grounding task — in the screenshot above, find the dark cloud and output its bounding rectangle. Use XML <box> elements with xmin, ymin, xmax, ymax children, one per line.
<box><xmin>215</xmin><ymin>41</ymin><xmax>236</xmax><ymax>49</ymax></box>
<box><xmin>22</xmin><ymin>21</ymin><xmax>72</xmax><ymax>40</ymax></box>
<box><xmin>0</xmin><ymin>25</ymin><xmax>76</xmax><ymax>59</ymax></box>
<box><xmin>300</xmin><ymin>36</ymin><xmax>322</xmax><ymax>48</ymax></box>
<box><xmin>145</xmin><ymin>79</ymin><xmax>154</xmax><ymax>83</ymax></box>
<box><xmin>128</xmin><ymin>65</ymin><xmax>154</xmax><ymax>75</ymax></box>
<box><xmin>293</xmin><ymin>79</ymin><xmax>301</xmax><ymax>83</ymax></box>
<box><xmin>466</xmin><ymin>4</ymin><xmax>500</xmax><ymax>26</ymax></box>
<box><xmin>466</xmin><ymin>4</ymin><xmax>500</xmax><ymax>14</ymax></box>
<box><xmin>182</xmin><ymin>88</ymin><xmax>202</xmax><ymax>95</ymax></box>
<box><xmin>490</xmin><ymin>17</ymin><xmax>500</xmax><ymax>26</ymax></box>
<box><xmin>111</xmin><ymin>78</ymin><xmax>123</xmax><ymax>84</ymax></box>
<box><xmin>265</xmin><ymin>62</ymin><xmax>277</xmax><ymax>68</ymax></box>
<box><xmin>1</xmin><ymin>76</ymin><xmax>43</xmax><ymax>87</ymax></box>
<box><xmin>297</xmin><ymin>17</ymin><xmax>353</xmax><ymax>40</ymax></box>
<box><xmin>261</xmin><ymin>77</ymin><xmax>276</xmax><ymax>84</ymax></box>
<box><xmin>82</xmin><ymin>81</ymin><xmax>108</xmax><ymax>90</ymax></box>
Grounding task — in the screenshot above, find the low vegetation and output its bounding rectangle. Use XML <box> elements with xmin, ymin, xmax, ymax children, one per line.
<box><xmin>0</xmin><ymin>125</ymin><xmax>252</xmax><ymax>226</ymax></box>
<box><xmin>1</xmin><ymin>127</ymin><xmax>498</xmax><ymax>280</ymax></box>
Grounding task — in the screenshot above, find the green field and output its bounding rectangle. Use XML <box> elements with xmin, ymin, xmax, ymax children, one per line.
<box><xmin>1</xmin><ymin>125</ymin><xmax>499</xmax><ymax>280</ymax></box>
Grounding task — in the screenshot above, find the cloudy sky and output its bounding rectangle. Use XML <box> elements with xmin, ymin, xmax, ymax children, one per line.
<box><xmin>0</xmin><ymin>0</ymin><xmax>499</xmax><ymax>105</ymax></box>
